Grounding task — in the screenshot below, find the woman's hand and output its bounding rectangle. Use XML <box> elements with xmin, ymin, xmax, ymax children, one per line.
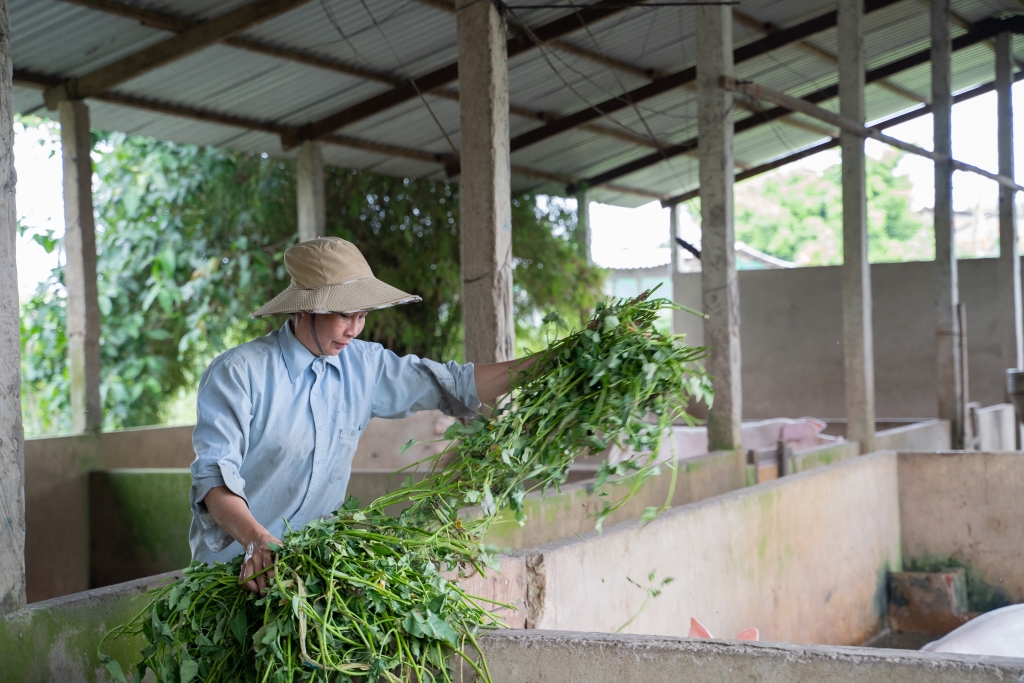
<box><xmin>203</xmin><ymin>486</ymin><xmax>281</xmax><ymax>594</ymax></box>
<box><xmin>238</xmin><ymin>531</ymin><xmax>282</xmax><ymax>594</ymax></box>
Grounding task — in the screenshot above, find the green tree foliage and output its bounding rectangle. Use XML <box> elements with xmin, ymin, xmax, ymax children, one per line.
<box><xmin>19</xmin><ymin>130</ymin><xmax>603</xmax><ymax>436</ymax></box>
<box><xmin>732</xmin><ymin>149</ymin><xmax>933</xmax><ymax>265</ymax></box>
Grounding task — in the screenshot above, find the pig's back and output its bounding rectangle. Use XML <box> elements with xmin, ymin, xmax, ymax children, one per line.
<box><xmin>922</xmin><ymin>604</ymin><xmax>1024</xmax><ymax>658</ymax></box>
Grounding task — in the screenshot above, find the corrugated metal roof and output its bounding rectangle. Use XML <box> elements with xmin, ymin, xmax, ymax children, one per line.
<box><xmin>10</xmin><ymin>0</ymin><xmax>1024</xmax><ymax>208</ymax></box>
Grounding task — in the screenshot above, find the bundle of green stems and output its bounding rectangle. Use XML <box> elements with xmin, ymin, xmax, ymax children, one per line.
<box><xmin>100</xmin><ymin>291</ymin><xmax>711</xmax><ymax>683</ymax></box>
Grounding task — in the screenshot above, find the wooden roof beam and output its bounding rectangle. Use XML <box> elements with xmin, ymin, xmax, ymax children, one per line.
<box><xmin>662</xmin><ymin>70</ymin><xmax>1024</xmax><ymax>206</ymax></box>
<box><xmin>416</xmin><ymin>0</ymin><xmax>835</xmax><ymax>149</ymax></box>
<box><xmin>15</xmin><ymin>68</ymin><xmax>661</xmax><ymax>201</ymax></box>
<box><xmin>58</xmin><ymin>0</ymin><xmax>404</xmax><ymax>86</ymax></box>
<box><xmin>577</xmin><ymin>15</ymin><xmax>1024</xmax><ymax>190</ymax></box>
<box><xmin>59</xmin><ymin>0</ymin><xmax>662</xmax><ymax>152</ymax></box>
<box><xmin>283</xmin><ymin>0</ymin><xmax>648</xmax><ymax>148</ymax></box>
<box><xmin>916</xmin><ymin>0</ymin><xmax>1024</xmax><ymax>70</ymax></box>
<box><xmin>43</xmin><ymin>0</ymin><xmax>314</xmax><ymax>108</ymax></box>
<box><xmin>507</xmin><ymin>0</ymin><xmax>906</xmax><ymax>155</ymax></box>
<box><xmin>732</xmin><ymin>8</ymin><xmax>928</xmax><ymax>104</ymax></box>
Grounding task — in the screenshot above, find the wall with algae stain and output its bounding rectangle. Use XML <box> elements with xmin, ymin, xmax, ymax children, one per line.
<box><xmin>0</xmin><ymin>572</ymin><xmax>175</xmax><ymax>683</ymax></box>
<box><xmin>898</xmin><ymin>451</ymin><xmax>1024</xmax><ymax>604</ymax></box>
<box><xmin>481</xmin><ymin>449</ymin><xmax>745</xmax><ymax>550</ymax></box>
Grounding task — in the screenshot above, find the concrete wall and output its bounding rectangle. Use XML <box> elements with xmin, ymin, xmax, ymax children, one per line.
<box><xmin>0</xmin><ymin>572</ymin><xmax>177</xmax><ymax>683</ymax></box>
<box><xmin>10</xmin><ymin>581</ymin><xmax>1024</xmax><ymax>683</ymax></box>
<box><xmin>974</xmin><ymin>404</ymin><xmax>1017</xmax><ymax>451</ymax></box>
<box><xmin>8</xmin><ymin>451</ymin><xmax>1024</xmax><ymax>682</ymax></box>
<box><xmin>898</xmin><ymin>451</ymin><xmax>1024</xmax><ymax>609</ymax></box>
<box><xmin>458</xmin><ymin>630</ymin><xmax>1024</xmax><ymax>683</ymax></box>
<box><xmin>482</xmin><ymin>450</ymin><xmax>745</xmax><ymax>550</ymax></box>
<box><xmin>875</xmin><ymin>420</ymin><xmax>952</xmax><ymax>451</ymax></box>
<box><xmin>25</xmin><ymin>411</ymin><xmax>450</xmax><ymax>602</ymax></box>
<box><xmin>515</xmin><ymin>451</ymin><xmax>901</xmax><ymax>646</ymax></box>
<box><xmin>89</xmin><ymin>470</ymin><xmax>193</xmax><ymax>588</ymax></box>
<box><xmin>86</xmin><ymin>468</ymin><xmax>440</xmax><ymax>590</ymax></box>
<box><xmin>675</xmin><ymin>258</ymin><xmax>1016</xmax><ymax>419</ymax></box>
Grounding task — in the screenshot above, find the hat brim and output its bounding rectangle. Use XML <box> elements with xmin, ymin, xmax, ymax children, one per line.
<box><xmin>249</xmin><ymin>277</ymin><xmax>421</xmax><ymax>318</ymax></box>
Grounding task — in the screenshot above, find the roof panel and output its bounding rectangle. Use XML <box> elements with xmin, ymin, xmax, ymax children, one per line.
<box><xmin>10</xmin><ymin>0</ymin><xmax>1024</xmax><ymax>206</ymax></box>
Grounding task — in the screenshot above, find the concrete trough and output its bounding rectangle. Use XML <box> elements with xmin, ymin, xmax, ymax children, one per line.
<box><xmin>49</xmin><ymin>416</ymin><xmax>957</xmax><ymax>593</ymax></box>
<box><xmin>5</xmin><ymin>448</ymin><xmax>1024</xmax><ymax>681</ymax></box>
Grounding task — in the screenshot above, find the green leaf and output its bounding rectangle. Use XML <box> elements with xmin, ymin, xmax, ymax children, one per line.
<box><xmin>425</xmin><ymin>611</ymin><xmax>459</xmax><ymax>646</ymax></box>
<box><xmin>99</xmin><ymin>654</ymin><xmax>128</xmax><ymax>683</ymax></box>
<box><xmin>228</xmin><ymin>610</ymin><xmax>247</xmax><ymax>644</ymax></box>
<box><xmin>179</xmin><ymin>658</ymin><xmax>199</xmax><ymax>683</ymax></box>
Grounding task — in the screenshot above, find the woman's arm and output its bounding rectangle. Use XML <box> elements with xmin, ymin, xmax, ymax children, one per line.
<box><xmin>474</xmin><ymin>356</ymin><xmax>539</xmax><ymax>405</ymax></box>
<box><xmin>204</xmin><ymin>487</ymin><xmax>280</xmax><ymax>594</ymax></box>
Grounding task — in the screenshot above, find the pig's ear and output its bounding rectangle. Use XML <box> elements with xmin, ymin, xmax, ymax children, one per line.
<box><xmin>736</xmin><ymin>628</ymin><xmax>759</xmax><ymax>641</ymax></box>
<box><xmin>689</xmin><ymin>617</ymin><xmax>713</xmax><ymax>638</ymax></box>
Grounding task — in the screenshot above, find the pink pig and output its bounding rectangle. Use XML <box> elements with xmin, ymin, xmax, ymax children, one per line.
<box><xmin>921</xmin><ymin>604</ymin><xmax>1024</xmax><ymax>657</ymax></box>
<box><xmin>688</xmin><ymin>617</ymin><xmax>759</xmax><ymax>642</ymax></box>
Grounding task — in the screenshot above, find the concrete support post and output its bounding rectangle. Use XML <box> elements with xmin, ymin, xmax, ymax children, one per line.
<box><xmin>697</xmin><ymin>5</ymin><xmax>742</xmax><ymax>451</ymax></box>
<box><xmin>0</xmin><ymin>0</ymin><xmax>26</xmax><ymax>614</ymax></box>
<box><xmin>576</xmin><ymin>188</ymin><xmax>592</xmax><ymax>264</ymax></box>
<box><xmin>996</xmin><ymin>32</ymin><xmax>1022</xmax><ymax>381</ymax></box>
<box><xmin>839</xmin><ymin>0</ymin><xmax>876</xmax><ymax>453</ymax></box>
<box><xmin>60</xmin><ymin>100</ymin><xmax>102</xmax><ymax>433</ymax></box>
<box><xmin>669</xmin><ymin>204</ymin><xmax>685</xmax><ymax>334</ymax></box>
<box><xmin>932</xmin><ymin>0</ymin><xmax>964</xmax><ymax>448</ymax></box>
<box><xmin>457</xmin><ymin>0</ymin><xmax>514</xmax><ymax>364</ymax></box>
<box><xmin>296</xmin><ymin>140</ymin><xmax>326</xmax><ymax>242</ymax></box>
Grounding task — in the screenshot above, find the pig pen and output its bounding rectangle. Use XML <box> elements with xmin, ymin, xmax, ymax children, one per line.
<box><xmin>80</xmin><ymin>414</ymin><xmax>936</xmax><ymax>590</ymax></box>
<box><xmin>4</xmin><ymin>447</ymin><xmax>1023</xmax><ymax>682</ymax></box>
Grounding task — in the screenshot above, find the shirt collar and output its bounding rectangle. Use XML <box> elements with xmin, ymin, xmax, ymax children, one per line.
<box><xmin>278</xmin><ymin>320</ymin><xmax>341</xmax><ymax>382</ymax></box>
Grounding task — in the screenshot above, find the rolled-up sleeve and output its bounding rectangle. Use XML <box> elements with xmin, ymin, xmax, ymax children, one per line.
<box><xmin>190</xmin><ymin>357</ymin><xmax>252</xmax><ymax>553</ymax></box>
<box><xmin>370</xmin><ymin>349</ymin><xmax>481</xmax><ymax>420</ymax></box>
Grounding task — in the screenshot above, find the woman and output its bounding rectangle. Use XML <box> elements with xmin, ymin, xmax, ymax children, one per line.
<box><xmin>188</xmin><ymin>237</ymin><xmax>524</xmax><ymax>592</ymax></box>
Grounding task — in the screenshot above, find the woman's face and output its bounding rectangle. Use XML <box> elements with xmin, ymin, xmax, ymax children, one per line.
<box><xmin>297</xmin><ymin>311</ymin><xmax>367</xmax><ymax>355</ymax></box>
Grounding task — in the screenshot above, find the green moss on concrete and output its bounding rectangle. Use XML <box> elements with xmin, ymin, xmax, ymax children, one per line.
<box><xmin>0</xmin><ymin>578</ymin><xmax>166</xmax><ymax>683</ymax></box>
<box><xmin>90</xmin><ymin>469</ymin><xmax>193</xmax><ymax>586</ymax></box>
<box><xmin>744</xmin><ymin>464</ymin><xmax>757</xmax><ymax>487</ymax></box>
<box><xmin>905</xmin><ymin>555</ymin><xmax>1014</xmax><ymax>613</ymax></box>
<box><xmin>790</xmin><ymin>443</ymin><xmax>856</xmax><ymax>474</ymax></box>
<box><xmin>480</xmin><ymin>449</ymin><xmax>746</xmax><ymax>549</ymax></box>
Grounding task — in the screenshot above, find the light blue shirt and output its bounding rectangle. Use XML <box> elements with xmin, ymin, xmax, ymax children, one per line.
<box><xmin>189</xmin><ymin>321</ymin><xmax>480</xmax><ymax>564</ymax></box>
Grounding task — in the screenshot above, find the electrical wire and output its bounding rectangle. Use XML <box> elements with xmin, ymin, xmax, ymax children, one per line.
<box><xmin>321</xmin><ymin>0</ymin><xmax>459</xmax><ymax>157</ymax></box>
<box><xmin>565</xmin><ymin>4</ymin><xmax>693</xmax><ymax>191</ymax></box>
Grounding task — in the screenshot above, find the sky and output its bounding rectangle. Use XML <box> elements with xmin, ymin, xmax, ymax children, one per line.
<box><xmin>588</xmin><ymin>81</ymin><xmax>1024</xmax><ymax>270</ymax></box>
<box><xmin>14</xmin><ymin>81</ymin><xmax>1024</xmax><ymax>298</ymax></box>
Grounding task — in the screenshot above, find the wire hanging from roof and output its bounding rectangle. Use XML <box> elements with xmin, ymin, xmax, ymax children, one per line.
<box><xmin>320</xmin><ymin>0</ymin><xmax>460</xmax><ymax>159</ymax></box>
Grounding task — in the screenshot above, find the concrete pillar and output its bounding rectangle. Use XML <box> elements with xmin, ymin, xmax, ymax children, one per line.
<box><xmin>60</xmin><ymin>100</ymin><xmax>102</xmax><ymax>433</ymax></box>
<box><xmin>839</xmin><ymin>0</ymin><xmax>876</xmax><ymax>453</ymax></box>
<box><xmin>932</xmin><ymin>0</ymin><xmax>964</xmax><ymax>448</ymax></box>
<box><xmin>296</xmin><ymin>140</ymin><xmax>326</xmax><ymax>242</ymax></box>
<box><xmin>669</xmin><ymin>204</ymin><xmax>685</xmax><ymax>333</ymax></box>
<box><xmin>0</xmin><ymin>0</ymin><xmax>26</xmax><ymax>614</ymax></box>
<box><xmin>577</xmin><ymin>188</ymin><xmax>592</xmax><ymax>264</ymax></box>
<box><xmin>996</xmin><ymin>32</ymin><xmax>1022</xmax><ymax>380</ymax></box>
<box><xmin>697</xmin><ymin>5</ymin><xmax>742</xmax><ymax>451</ymax></box>
<box><xmin>457</xmin><ymin>0</ymin><xmax>514</xmax><ymax>364</ymax></box>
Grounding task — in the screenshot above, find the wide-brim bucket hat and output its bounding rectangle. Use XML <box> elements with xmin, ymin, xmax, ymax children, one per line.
<box><xmin>249</xmin><ymin>237</ymin><xmax>420</xmax><ymax>318</ymax></box>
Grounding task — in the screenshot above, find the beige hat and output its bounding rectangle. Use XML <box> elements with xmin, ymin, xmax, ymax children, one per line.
<box><xmin>249</xmin><ymin>237</ymin><xmax>421</xmax><ymax>318</ymax></box>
